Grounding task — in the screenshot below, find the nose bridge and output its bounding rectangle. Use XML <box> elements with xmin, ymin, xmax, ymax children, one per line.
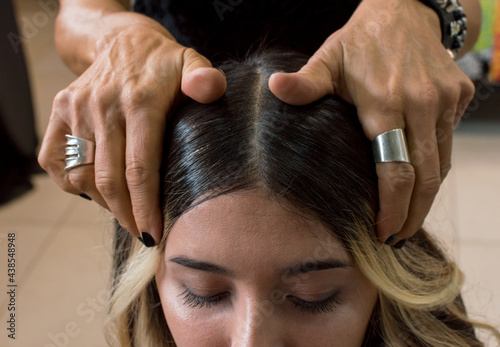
<box><xmin>230</xmin><ymin>293</ymin><xmax>285</xmax><ymax>347</ymax></box>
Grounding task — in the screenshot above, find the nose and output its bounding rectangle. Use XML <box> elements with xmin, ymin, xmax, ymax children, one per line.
<box><xmin>230</xmin><ymin>297</ymin><xmax>286</xmax><ymax>347</ymax></box>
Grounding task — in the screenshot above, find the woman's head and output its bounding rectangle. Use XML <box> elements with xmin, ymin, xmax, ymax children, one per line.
<box><xmin>158</xmin><ymin>190</ymin><xmax>378</xmax><ymax>346</ymax></box>
<box><xmin>106</xmin><ymin>50</ymin><xmax>493</xmax><ymax>346</ymax></box>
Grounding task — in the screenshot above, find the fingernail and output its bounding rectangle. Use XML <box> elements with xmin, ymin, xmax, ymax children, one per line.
<box><xmin>385</xmin><ymin>233</ymin><xmax>398</xmax><ymax>246</ymax></box>
<box><xmin>137</xmin><ymin>237</ymin><xmax>145</xmax><ymax>246</ymax></box>
<box><xmin>141</xmin><ymin>232</ymin><xmax>156</xmax><ymax>247</ymax></box>
<box><xmin>217</xmin><ymin>68</ymin><xmax>226</xmax><ymax>77</ymax></box>
<box><xmin>393</xmin><ymin>239</ymin><xmax>407</xmax><ymax>249</ymax></box>
<box><xmin>79</xmin><ymin>193</ymin><xmax>92</xmax><ymax>201</ymax></box>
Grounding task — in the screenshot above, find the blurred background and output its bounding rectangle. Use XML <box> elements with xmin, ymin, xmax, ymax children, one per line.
<box><xmin>0</xmin><ymin>0</ymin><xmax>499</xmax><ymax>345</ymax></box>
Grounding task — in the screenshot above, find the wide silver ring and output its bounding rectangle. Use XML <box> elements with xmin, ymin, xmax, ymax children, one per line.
<box><xmin>64</xmin><ymin>135</ymin><xmax>96</xmax><ymax>171</ymax></box>
<box><xmin>372</xmin><ymin>129</ymin><xmax>410</xmax><ymax>163</ymax></box>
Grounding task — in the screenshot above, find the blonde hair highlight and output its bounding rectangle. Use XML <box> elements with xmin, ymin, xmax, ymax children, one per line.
<box><xmin>105</xmin><ymin>209</ymin><xmax>500</xmax><ymax>347</ymax></box>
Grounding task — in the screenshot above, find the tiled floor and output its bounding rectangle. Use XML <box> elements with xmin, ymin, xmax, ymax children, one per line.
<box><xmin>0</xmin><ymin>0</ymin><xmax>499</xmax><ymax>346</ymax></box>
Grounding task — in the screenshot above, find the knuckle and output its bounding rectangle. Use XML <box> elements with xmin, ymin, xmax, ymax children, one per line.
<box><xmin>125</xmin><ymin>163</ymin><xmax>150</xmax><ymax>190</ymax></box>
<box><xmin>386</xmin><ymin>164</ymin><xmax>416</xmax><ymax>190</ymax></box>
<box><xmin>417</xmin><ymin>175</ymin><xmax>441</xmax><ymax>198</ymax></box>
<box><xmin>68</xmin><ymin>172</ymin><xmax>93</xmax><ymax>193</ymax></box>
<box><xmin>52</xmin><ymin>89</ymin><xmax>71</xmax><ymax>109</ymax></box>
<box><xmin>122</xmin><ymin>86</ymin><xmax>153</xmax><ymax>110</ymax></box>
<box><xmin>381</xmin><ymin>82</ymin><xmax>403</xmax><ymax>105</ymax></box>
<box><xmin>95</xmin><ymin>172</ymin><xmax>120</xmax><ymax>199</ymax></box>
<box><xmin>416</xmin><ymin>81</ymin><xmax>441</xmax><ymax>107</ymax></box>
<box><xmin>37</xmin><ymin>150</ymin><xmax>50</xmax><ymax>171</ymax></box>
<box><xmin>463</xmin><ymin>79</ymin><xmax>476</xmax><ymax>101</ymax></box>
<box><xmin>184</xmin><ymin>47</ymin><xmax>211</xmax><ymax>67</ymax></box>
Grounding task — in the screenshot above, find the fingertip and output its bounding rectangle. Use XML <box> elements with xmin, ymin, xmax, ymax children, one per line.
<box><xmin>268</xmin><ymin>72</ymin><xmax>307</xmax><ymax>105</ymax></box>
<box><xmin>375</xmin><ymin>216</ymin><xmax>400</xmax><ymax>244</ymax></box>
<box><xmin>269</xmin><ymin>71</ymin><xmax>332</xmax><ymax>105</ymax></box>
<box><xmin>384</xmin><ymin>233</ymin><xmax>399</xmax><ymax>246</ymax></box>
<box><xmin>393</xmin><ymin>239</ymin><xmax>407</xmax><ymax>249</ymax></box>
<box><xmin>140</xmin><ymin>232</ymin><xmax>156</xmax><ymax>248</ymax></box>
<box><xmin>182</xmin><ymin>67</ymin><xmax>226</xmax><ymax>104</ymax></box>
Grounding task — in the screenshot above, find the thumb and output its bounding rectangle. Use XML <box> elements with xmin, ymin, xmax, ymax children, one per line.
<box><xmin>181</xmin><ymin>48</ymin><xmax>227</xmax><ymax>104</ymax></box>
<box><xmin>269</xmin><ymin>43</ymin><xmax>342</xmax><ymax>105</ymax></box>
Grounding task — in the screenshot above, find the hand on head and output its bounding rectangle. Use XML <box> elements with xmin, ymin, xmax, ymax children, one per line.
<box><xmin>40</xmin><ymin>0</ymin><xmax>476</xmax><ymax>248</ymax></box>
<box><xmin>269</xmin><ymin>0</ymin><xmax>475</xmax><ymax>245</ymax></box>
<box><xmin>38</xmin><ymin>24</ymin><xmax>226</xmax><ymax>246</ymax></box>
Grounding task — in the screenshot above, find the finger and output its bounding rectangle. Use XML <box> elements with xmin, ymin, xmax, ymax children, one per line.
<box><xmin>67</xmin><ymin>164</ymin><xmax>109</xmax><ymax>209</ymax></box>
<box><xmin>268</xmin><ymin>42</ymin><xmax>341</xmax><ymax>105</ymax></box>
<box><xmin>399</xmin><ymin>128</ymin><xmax>441</xmax><ymax>239</ymax></box>
<box><xmin>38</xmin><ymin>116</ymin><xmax>79</xmax><ymax>194</ymax></box>
<box><xmin>355</xmin><ymin>108</ymin><xmax>412</xmax><ymax>243</ymax></box>
<box><xmin>454</xmin><ymin>74</ymin><xmax>475</xmax><ymax>127</ymax></box>
<box><xmin>40</xmin><ymin>95</ymin><xmax>110</xmax><ymax>208</ymax></box>
<box><xmin>93</xmin><ymin>127</ymin><xmax>139</xmax><ymax>236</ymax></box>
<box><xmin>181</xmin><ymin>48</ymin><xmax>226</xmax><ymax>104</ymax></box>
<box><xmin>125</xmin><ymin>109</ymin><xmax>165</xmax><ymax>246</ymax></box>
<box><xmin>375</xmin><ymin>162</ymin><xmax>415</xmax><ymax>243</ymax></box>
<box><xmin>436</xmin><ymin>108</ymin><xmax>455</xmax><ymax>181</ymax></box>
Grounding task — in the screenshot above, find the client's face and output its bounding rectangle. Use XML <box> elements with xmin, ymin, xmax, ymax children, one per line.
<box><xmin>156</xmin><ymin>189</ymin><xmax>378</xmax><ymax>346</ymax></box>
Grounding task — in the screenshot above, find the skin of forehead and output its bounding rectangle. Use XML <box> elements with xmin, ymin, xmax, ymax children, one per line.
<box><xmin>163</xmin><ymin>188</ymin><xmax>353</xmax><ymax>281</ymax></box>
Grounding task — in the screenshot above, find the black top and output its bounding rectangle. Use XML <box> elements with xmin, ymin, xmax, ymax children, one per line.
<box><xmin>133</xmin><ymin>0</ymin><xmax>359</xmax><ymax>63</ymax></box>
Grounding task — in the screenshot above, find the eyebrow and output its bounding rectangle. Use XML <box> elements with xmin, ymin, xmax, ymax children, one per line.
<box><xmin>169</xmin><ymin>257</ymin><xmax>350</xmax><ymax>277</ymax></box>
<box><xmin>282</xmin><ymin>259</ymin><xmax>351</xmax><ymax>276</ymax></box>
<box><xmin>169</xmin><ymin>257</ymin><xmax>234</xmax><ymax>276</ymax></box>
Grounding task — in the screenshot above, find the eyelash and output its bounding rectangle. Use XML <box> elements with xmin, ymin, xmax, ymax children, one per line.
<box><xmin>179</xmin><ymin>289</ymin><xmax>230</xmax><ymax>309</ymax></box>
<box><xmin>288</xmin><ymin>293</ymin><xmax>341</xmax><ymax>314</ymax></box>
<box><xmin>179</xmin><ymin>288</ymin><xmax>341</xmax><ymax>314</ymax></box>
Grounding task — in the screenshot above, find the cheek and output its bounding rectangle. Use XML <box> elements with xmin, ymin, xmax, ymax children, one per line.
<box><xmin>284</xmin><ymin>295</ymin><xmax>377</xmax><ymax>347</ymax></box>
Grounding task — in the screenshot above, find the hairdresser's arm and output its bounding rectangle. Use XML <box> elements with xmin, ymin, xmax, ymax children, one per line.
<box><xmin>269</xmin><ymin>0</ymin><xmax>481</xmax><ymax>244</ymax></box>
<box><xmin>39</xmin><ymin>0</ymin><xmax>226</xmax><ymax>245</ymax></box>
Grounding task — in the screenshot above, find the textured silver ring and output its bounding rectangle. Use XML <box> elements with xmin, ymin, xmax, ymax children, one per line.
<box><xmin>64</xmin><ymin>135</ymin><xmax>96</xmax><ymax>171</ymax></box>
<box><xmin>372</xmin><ymin>129</ymin><xmax>410</xmax><ymax>163</ymax></box>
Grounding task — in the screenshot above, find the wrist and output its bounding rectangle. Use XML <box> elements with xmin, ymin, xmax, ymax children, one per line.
<box><xmin>94</xmin><ymin>12</ymin><xmax>175</xmax><ymax>59</ymax></box>
<box><xmin>414</xmin><ymin>0</ymin><xmax>468</xmax><ymax>56</ymax></box>
<box><xmin>411</xmin><ymin>0</ymin><xmax>442</xmax><ymax>41</ymax></box>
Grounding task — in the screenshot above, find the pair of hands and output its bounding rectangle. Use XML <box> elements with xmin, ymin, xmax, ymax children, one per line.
<box><xmin>39</xmin><ymin>0</ymin><xmax>475</xmax><ymax>246</ymax></box>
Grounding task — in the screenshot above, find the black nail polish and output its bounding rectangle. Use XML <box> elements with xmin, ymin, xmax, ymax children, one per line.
<box><xmin>385</xmin><ymin>234</ymin><xmax>398</xmax><ymax>246</ymax></box>
<box><xmin>393</xmin><ymin>239</ymin><xmax>407</xmax><ymax>249</ymax></box>
<box><xmin>79</xmin><ymin>193</ymin><xmax>92</xmax><ymax>201</ymax></box>
<box><xmin>141</xmin><ymin>232</ymin><xmax>156</xmax><ymax>247</ymax></box>
<box><xmin>137</xmin><ymin>237</ymin><xmax>145</xmax><ymax>246</ymax></box>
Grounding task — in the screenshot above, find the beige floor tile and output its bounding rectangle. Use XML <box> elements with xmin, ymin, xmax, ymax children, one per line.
<box><xmin>0</xmin><ymin>223</ymin><xmax>58</xmax><ymax>309</ymax></box>
<box><xmin>0</xmin><ymin>217</ymin><xmax>112</xmax><ymax>347</ymax></box>
<box><xmin>453</xmin><ymin>133</ymin><xmax>500</xmax><ymax>242</ymax></box>
<box><xmin>0</xmin><ymin>175</ymin><xmax>76</xmax><ymax>224</ymax></box>
<box><xmin>65</xmin><ymin>197</ymin><xmax>114</xmax><ymax>228</ymax></box>
<box><xmin>458</xmin><ymin>243</ymin><xmax>500</xmax><ymax>338</ymax></box>
<box><xmin>424</xmin><ymin>166</ymin><xmax>460</xmax><ymax>258</ymax></box>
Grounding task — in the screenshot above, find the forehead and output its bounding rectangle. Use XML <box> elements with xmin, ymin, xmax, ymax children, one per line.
<box><xmin>165</xmin><ymin>189</ymin><xmax>350</xmax><ymax>271</ymax></box>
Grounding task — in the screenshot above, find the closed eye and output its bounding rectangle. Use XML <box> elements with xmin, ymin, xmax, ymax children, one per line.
<box><xmin>179</xmin><ymin>288</ymin><xmax>341</xmax><ymax>314</ymax></box>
